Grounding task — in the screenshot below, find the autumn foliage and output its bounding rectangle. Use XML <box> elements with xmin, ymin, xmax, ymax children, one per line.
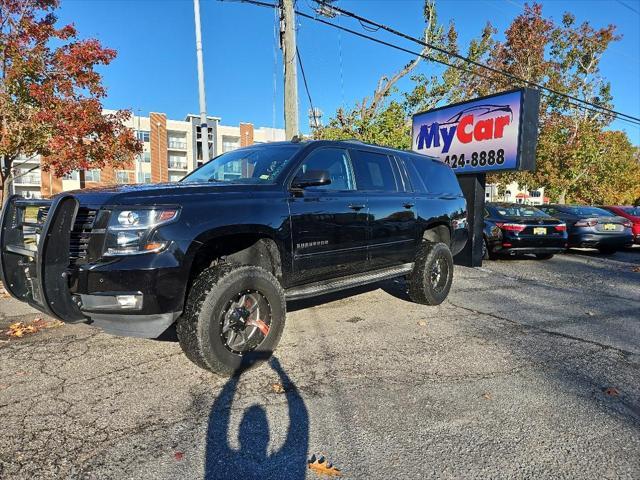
<box><xmin>0</xmin><ymin>0</ymin><xmax>141</xmax><ymax>201</ymax></box>
<box><xmin>316</xmin><ymin>2</ymin><xmax>640</xmax><ymax>205</ymax></box>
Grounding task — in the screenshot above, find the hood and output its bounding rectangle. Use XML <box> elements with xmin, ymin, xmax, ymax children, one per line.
<box><xmin>60</xmin><ymin>181</ymin><xmax>280</xmax><ymax>207</ymax></box>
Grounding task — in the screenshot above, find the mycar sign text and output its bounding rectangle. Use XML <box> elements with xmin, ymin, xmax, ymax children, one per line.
<box><xmin>411</xmin><ymin>88</ymin><xmax>540</xmax><ymax>174</ymax></box>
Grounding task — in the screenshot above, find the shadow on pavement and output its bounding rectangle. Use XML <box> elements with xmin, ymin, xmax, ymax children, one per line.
<box><xmin>204</xmin><ymin>356</ymin><xmax>309</xmax><ymax>480</ymax></box>
<box><xmin>288</xmin><ymin>279</ymin><xmax>412</xmax><ymax>312</ymax></box>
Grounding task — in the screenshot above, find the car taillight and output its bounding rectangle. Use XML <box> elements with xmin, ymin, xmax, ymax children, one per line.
<box><xmin>575</xmin><ymin>219</ymin><xmax>597</xmax><ymax>227</ymax></box>
<box><xmin>554</xmin><ymin>224</ymin><xmax>567</xmax><ymax>232</ymax></box>
<box><xmin>496</xmin><ymin>222</ymin><xmax>526</xmax><ymax>232</ymax></box>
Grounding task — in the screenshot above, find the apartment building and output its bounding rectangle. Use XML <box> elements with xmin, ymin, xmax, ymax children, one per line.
<box><xmin>12</xmin><ymin>111</ymin><xmax>286</xmax><ymax>199</ymax></box>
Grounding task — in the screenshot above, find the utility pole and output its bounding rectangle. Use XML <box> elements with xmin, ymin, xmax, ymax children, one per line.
<box><xmin>280</xmin><ymin>0</ymin><xmax>299</xmax><ymax>139</ymax></box>
<box><xmin>193</xmin><ymin>0</ymin><xmax>209</xmax><ymax>160</ymax></box>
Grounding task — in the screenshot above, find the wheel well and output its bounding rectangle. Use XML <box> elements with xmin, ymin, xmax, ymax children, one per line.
<box><xmin>423</xmin><ymin>224</ymin><xmax>451</xmax><ymax>246</ymax></box>
<box><xmin>188</xmin><ymin>234</ymin><xmax>283</xmax><ymax>291</ymax></box>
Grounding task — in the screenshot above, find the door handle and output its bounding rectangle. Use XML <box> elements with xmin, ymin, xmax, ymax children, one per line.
<box><xmin>403</xmin><ymin>203</ymin><xmax>415</xmax><ymax>209</ymax></box>
<box><xmin>348</xmin><ymin>204</ymin><xmax>366</xmax><ymax>211</ymax></box>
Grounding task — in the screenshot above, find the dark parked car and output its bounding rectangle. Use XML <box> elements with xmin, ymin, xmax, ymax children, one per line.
<box><xmin>602</xmin><ymin>206</ymin><xmax>640</xmax><ymax>244</ymax></box>
<box><xmin>0</xmin><ymin>140</ymin><xmax>468</xmax><ymax>375</ymax></box>
<box><xmin>538</xmin><ymin>205</ymin><xmax>633</xmax><ymax>254</ymax></box>
<box><xmin>483</xmin><ymin>203</ymin><xmax>568</xmax><ymax>260</ymax></box>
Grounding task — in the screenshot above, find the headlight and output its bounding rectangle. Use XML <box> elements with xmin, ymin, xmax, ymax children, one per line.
<box><xmin>103</xmin><ymin>207</ymin><xmax>179</xmax><ymax>256</ymax></box>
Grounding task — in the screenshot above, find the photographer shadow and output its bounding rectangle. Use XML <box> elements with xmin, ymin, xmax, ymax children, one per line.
<box><xmin>204</xmin><ymin>356</ymin><xmax>309</xmax><ymax>480</ymax></box>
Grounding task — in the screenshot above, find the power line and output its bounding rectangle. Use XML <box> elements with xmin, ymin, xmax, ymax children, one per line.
<box><xmin>313</xmin><ymin>0</ymin><xmax>640</xmax><ymax>124</ymax></box>
<box><xmin>295</xmin><ymin>7</ymin><xmax>640</xmax><ymax>127</ymax></box>
<box><xmin>616</xmin><ymin>0</ymin><xmax>639</xmax><ymax>15</ymax></box>
<box><xmin>296</xmin><ymin>48</ymin><xmax>320</xmax><ymax>129</ymax></box>
<box><xmin>219</xmin><ymin>0</ymin><xmax>640</xmax><ymax>127</ymax></box>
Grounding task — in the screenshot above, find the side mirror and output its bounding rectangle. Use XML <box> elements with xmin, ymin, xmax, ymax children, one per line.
<box><xmin>291</xmin><ymin>169</ymin><xmax>332</xmax><ymax>189</ymax></box>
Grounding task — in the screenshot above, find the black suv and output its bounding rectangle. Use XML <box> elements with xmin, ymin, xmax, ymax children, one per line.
<box><xmin>1</xmin><ymin>140</ymin><xmax>467</xmax><ymax>375</ymax></box>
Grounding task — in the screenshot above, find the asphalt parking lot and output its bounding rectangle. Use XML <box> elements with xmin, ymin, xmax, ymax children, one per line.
<box><xmin>1</xmin><ymin>248</ymin><xmax>639</xmax><ymax>479</ymax></box>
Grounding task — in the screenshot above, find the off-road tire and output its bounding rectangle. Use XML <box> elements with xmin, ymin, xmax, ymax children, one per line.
<box><xmin>535</xmin><ymin>253</ymin><xmax>554</xmax><ymax>260</ymax></box>
<box><xmin>407</xmin><ymin>242</ymin><xmax>454</xmax><ymax>305</ymax></box>
<box><xmin>176</xmin><ymin>263</ymin><xmax>286</xmax><ymax>376</ymax></box>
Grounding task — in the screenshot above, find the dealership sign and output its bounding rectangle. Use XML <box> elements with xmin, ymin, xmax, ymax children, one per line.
<box><xmin>411</xmin><ymin>88</ymin><xmax>540</xmax><ymax>173</ymax></box>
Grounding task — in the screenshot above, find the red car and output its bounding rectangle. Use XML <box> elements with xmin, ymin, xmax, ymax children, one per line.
<box><xmin>604</xmin><ymin>206</ymin><xmax>640</xmax><ymax>243</ymax></box>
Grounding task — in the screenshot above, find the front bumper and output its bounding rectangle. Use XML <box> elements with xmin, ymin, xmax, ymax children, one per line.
<box><xmin>0</xmin><ymin>195</ymin><xmax>183</xmax><ymax>338</ymax></box>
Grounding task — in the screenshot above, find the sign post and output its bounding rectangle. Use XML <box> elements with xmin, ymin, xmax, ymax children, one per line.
<box><xmin>411</xmin><ymin>88</ymin><xmax>540</xmax><ymax>267</ymax></box>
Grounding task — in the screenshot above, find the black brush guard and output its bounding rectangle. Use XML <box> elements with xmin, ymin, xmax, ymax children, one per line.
<box><xmin>0</xmin><ymin>194</ymin><xmax>86</xmax><ymax>322</ymax></box>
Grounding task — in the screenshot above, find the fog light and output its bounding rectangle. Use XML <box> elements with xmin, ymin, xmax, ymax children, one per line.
<box><xmin>116</xmin><ymin>295</ymin><xmax>142</xmax><ymax>309</ymax></box>
<box><xmin>79</xmin><ymin>293</ymin><xmax>143</xmax><ymax>311</ymax></box>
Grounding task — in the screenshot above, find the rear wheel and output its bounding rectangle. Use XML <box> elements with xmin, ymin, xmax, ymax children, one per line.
<box><xmin>535</xmin><ymin>253</ymin><xmax>554</xmax><ymax>260</ymax></box>
<box><xmin>408</xmin><ymin>242</ymin><xmax>454</xmax><ymax>305</ymax></box>
<box><xmin>177</xmin><ymin>264</ymin><xmax>286</xmax><ymax>375</ymax></box>
<box><xmin>483</xmin><ymin>237</ymin><xmax>496</xmax><ymax>260</ymax></box>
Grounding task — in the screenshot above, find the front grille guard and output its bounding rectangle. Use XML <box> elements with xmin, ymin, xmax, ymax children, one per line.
<box><xmin>0</xmin><ymin>194</ymin><xmax>87</xmax><ymax>322</ymax></box>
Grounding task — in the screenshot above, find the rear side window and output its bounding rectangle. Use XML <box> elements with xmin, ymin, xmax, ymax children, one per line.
<box><xmin>405</xmin><ymin>154</ymin><xmax>461</xmax><ymax>195</ymax></box>
<box><xmin>350</xmin><ymin>150</ymin><xmax>399</xmax><ymax>192</ymax></box>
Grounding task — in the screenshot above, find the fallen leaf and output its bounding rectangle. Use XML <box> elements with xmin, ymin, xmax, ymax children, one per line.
<box><xmin>482</xmin><ymin>392</ymin><xmax>492</xmax><ymax>400</ymax></box>
<box><xmin>585</xmin><ymin>311</ymin><xmax>594</xmax><ymax>316</ymax></box>
<box><xmin>174</xmin><ymin>451</ymin><xmax>184</xmax><ymax>461</ymax></box>
<box><xmin>417</xmin><ymin>320</ymin><xmax>427</xmax><ymax>327</ymax></box>
<box><xmin>4</xmin><ymin>318</ymin><xmax>64</xmax><ymax>338</ymax></box>
<box><xmin>271</xmin><ymin>383</ymin><xmax>285</xmax><ymax>394</ymax></box>
<box><xmin>632</xmin><ymin>266</ymin><xmax>640</xmax><ymax>273</ymax></box>
<box><xmin>308</xmin><ymin>454</ymin><xmax>341</xmax><ymax>477</ymax></box>
<box><xmin>602</xmin><ymin>387</ymin><xmax>619</xmax><ymax>397</ymax></box>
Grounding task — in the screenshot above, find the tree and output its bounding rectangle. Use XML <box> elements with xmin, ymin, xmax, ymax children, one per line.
<box><xmin>314</xmin><ymin>0</ymin><xmax>444</xmax><ymax>148</ymax></box>
<box><xmin>0</xmin><ymin>0</ymin><xmax>141</xmax><ymax>203</ymax></box>
<box><xmin>318</xmin><ymin>2</ymin><xmax>639</xmax><ymax>205</ymax></box>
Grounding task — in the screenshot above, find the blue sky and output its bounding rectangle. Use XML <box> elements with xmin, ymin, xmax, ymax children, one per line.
<box><xmin>59</xmin><ymin>0</ymin><xmax>640</xmax><ymax>144</ymax></box>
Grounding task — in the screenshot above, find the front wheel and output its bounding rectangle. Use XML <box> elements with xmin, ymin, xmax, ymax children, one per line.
<box><xmin>407</xmin><ymin>242</ymin><xmax>454</xmax><ymax>305</ymax></box>
<box><xmin>176</xmin><ymin>264</ymin><xmax>286</xmax><ymax>376</ymax></box>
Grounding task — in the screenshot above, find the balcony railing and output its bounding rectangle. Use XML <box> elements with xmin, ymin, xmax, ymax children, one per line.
<box><xmin>168</xmin><ymin>160</ymin><xmax>188</xmax><ymax>170</ymax></box>
<box><xmin>14</xmin><ymin>175</ymin><xmax>41</xmax><ymax>185</ymax></box>
<box><xmin>168</xmin><ymin>140</ymin><xmax>187</xmax><ymax>150</ymax></box>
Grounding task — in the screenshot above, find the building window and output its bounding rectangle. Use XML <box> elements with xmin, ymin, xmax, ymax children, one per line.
<box><xmin>168</xmin><ymin>155</ymin><xmax>187</xmax><ymax>170</ymax></box>
<box><xmin>13</xmin><ymin>169</ymin><xmax>41</xmax><ymax>185</ymax></box>
<box><xmin>85</xmin><ymin>169</ymin><xmax>101</xmax><ymax>182</ymax></box>
<box><xmin>137</xmin><ymin>151</ymin><xmax>151</xmax><ymax>163</ymax></box>
<box><xmin>63</xmin><ymin>171</ymin><xmax>79</xmax><ymax>181</ymax></box>
<box><xmin>222</xmin><ymin>136</ymin><xmax>240</xmax><ymax>153</ymax></box>
<box><xmin>135</xmin><ymin>130</ymin><xmax>150</xmax><ymax>142</ymax></box>
<box><xmin>137</xmin><ymin>172</ymin><xmax>151</xmax><ymax>184</ymax></box>
<box><xmin>116</xmin><ymin>171</ymin><xmax>130</xmax><ymax>184</ymax></box>
<box><xmin>169</xmin><ymin>174</ymin><xmax>184</xmax><ymax>182</ymax></box>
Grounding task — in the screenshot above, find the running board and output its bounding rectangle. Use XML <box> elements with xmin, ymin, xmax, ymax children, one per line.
<box><xmin>285</xmin><ymin>263</ymin><xmax>413</xmax><ymax>301</ymax></box>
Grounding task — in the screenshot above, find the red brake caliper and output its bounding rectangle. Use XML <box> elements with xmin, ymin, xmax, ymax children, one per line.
<box><xmin>244</xmin><ymin>297</ymin><xmax>270</xmax><ymax>336</ymax></box>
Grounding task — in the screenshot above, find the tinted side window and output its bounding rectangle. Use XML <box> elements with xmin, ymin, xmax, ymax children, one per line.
<box><xmin>351</xmin><ymin>150</ymin><xmax>398</xmax><ymax>192</ymax></box>
<box><xmin>406</xmin><ymin>155</ymin><xmax>461</xmax><ymax>195</ymax></box>
<box><xmin>296</xmin><ymin>148</ymin><xmax>355</xmax><ymax>191</ymax></box>
<box><xmin>402</xmin><ymin>155</ymin><xmax>427</xmax><ymax>193</ymax></box>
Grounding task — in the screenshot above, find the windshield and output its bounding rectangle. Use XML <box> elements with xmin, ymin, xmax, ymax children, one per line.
<box><xmin>619</xmin><ymin>206</ymin><xmax>640</xmax><ymax>216</ymax></box>
<box><xmin>561</xmin><ymin>206</ymin><xmax>615</xmax><ymax>217</ymax></box>
<box><xmin>491</xmin><ymin>205</ymin><xmax>549</xmax><ymax>218</ymax></box>
<box><xmin>182</xmin><ymin>145</ymin><xmax>302</xmax><ymax>184</ymax></box>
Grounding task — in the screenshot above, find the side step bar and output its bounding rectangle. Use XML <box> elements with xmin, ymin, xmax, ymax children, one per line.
<box><xmin>285</xmin><ymin>263</ymin><xmax>413</xmax><ymax>301</ymax></box>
